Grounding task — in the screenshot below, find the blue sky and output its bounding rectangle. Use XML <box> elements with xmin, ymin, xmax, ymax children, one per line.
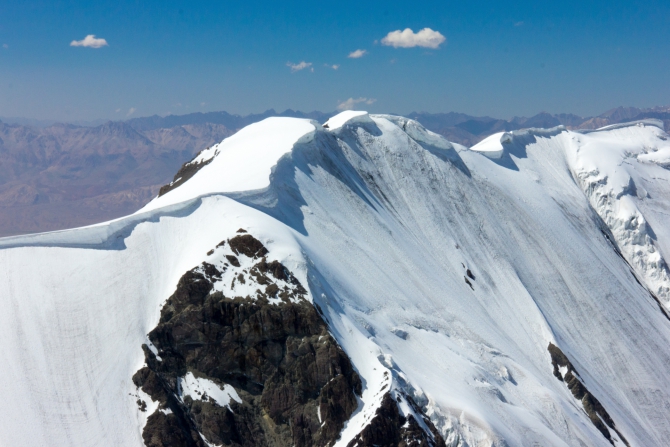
<box><xmin>1</xmin><ymin>0</ymin><xmax>670</xmax><ymax>121</ymax></box>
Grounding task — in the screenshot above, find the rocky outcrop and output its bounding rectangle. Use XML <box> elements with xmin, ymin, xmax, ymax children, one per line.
<box><xmin>158</xmin><ymin>152</ymin><xmax>214</xmax><ymax>197</ymax></box>
<box><xmin>548</xmin><ymin>343</ymin><xmax>629</xmax><ymax>446</ymax></box>
<box><xmin>133</xmin><ymin>233</ymin><xmax>362</xmax><ymax>447</ymax></box>
<box><xmin>346</xmin><ymin>392</ymin><xmax>446</xmax><ymax>447</ymax></box>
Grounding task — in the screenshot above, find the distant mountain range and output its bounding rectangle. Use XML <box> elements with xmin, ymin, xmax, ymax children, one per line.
<box><xmin>0</xmin><ymin>120</ymin><xmax>235</xmax><ymax>236</ymax></box>
<box><xmin>408</xmin><ymin>105</ymin><xmax>670</xmax><ymax>146</ymax></box>
<box><xmin>0</xmin><ymin>105</ymin><xmax>667</xmax><ymax>237</ymax></box>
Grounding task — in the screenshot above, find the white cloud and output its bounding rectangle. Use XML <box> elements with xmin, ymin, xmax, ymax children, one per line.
<box><xmin>115</xmin><ymin>108</ymin><xmax>121</xmax><ymax>113</ymax></box>
<box><xmin>200</xmin><ymin>102</ymin><xmax>206</xmax><ymax>107</ymax></box>
<box><xmin>348</xmin><ymin>49</ymin><xmax>367</xmax><ymax>58</ymax></box>
<box><xmin>126</xmin><ymin>107</ymin><xmax>136</xmax><ymax>117</ymax></box>
<box><xmin>515</xmin><ymin>21</ymin><xmax>524</xmax><ymax>27</ymax></box>
<box><xmin>70</xmin><ymin>34</ymin><xmax>108</xmax><ymax>48</ymax></box>
<box><xmin>381</xmin><ymin>28</ymin><xmax>446</xmax><ymax>49</ymax></box>
<box><xmin>336</xmin><ymin>97</ymin><xmax>376</xmax><ymax>111</ymax></box>
<box><xmin>324</xmin><ymin>64</ymin><xmax>340</xmax><ymax>70</ymax></box>
<box><xmin>286</xmin><ymin>61</ymin><xmax>313</xmax><ymax>72</ymax></box>
<box><xmin>2</xmin><ymin>44</ymin><xmax>8</xmax><ymax>49</ymax></box>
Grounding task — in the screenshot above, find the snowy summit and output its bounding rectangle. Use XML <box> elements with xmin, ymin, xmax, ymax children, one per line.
<box><xmin>1</xmin><ymin>111</ymin><xmax>670</xmax><ymax>447</ymax></box>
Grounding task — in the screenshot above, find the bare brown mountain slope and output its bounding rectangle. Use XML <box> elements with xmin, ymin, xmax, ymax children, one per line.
<box><xmin>0</xmin><ymin>120</ymin><xmax>233</xmax><ymax>237</ymax></box>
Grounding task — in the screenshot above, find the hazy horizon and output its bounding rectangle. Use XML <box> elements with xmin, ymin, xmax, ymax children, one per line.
<box><xmin>3</xmin><ymin>103</ymin><xmax>668</xmax><ymax>128</ymax></box>
<box><xmin>2</xmin><ymin>0</ymin><xmax>670</xmax><ymax>122</ymax></box>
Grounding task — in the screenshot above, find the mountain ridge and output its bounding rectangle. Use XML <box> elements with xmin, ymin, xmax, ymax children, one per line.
<box><xmin>0</xmin><ymin>105</ymin><xmax>668</xmax><ymax>237</ymax></box>
<box><xmin>1</xmin><ymin>112</ymin><xmax>669</xmax><ymax>446</ymax></box>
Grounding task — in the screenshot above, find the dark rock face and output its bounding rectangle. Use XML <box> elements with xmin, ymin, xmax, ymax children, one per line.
<box><xmin>158</xmin><ymin>153</ymin><xmax>214</xmax><ymax>197</ymax></box>
<box><xmin>346</xmin><ymin>393</ymin><xmax>446</xmax><ymax>447</ymax></box>
<box><xmin>228</xmin><ymin>234</ymin><xmax>269</xmax><ymax>259</ymax></box>
<box><xmin>548</xmin><ymin>343</ymin><xmax>629</xmax><ymax>446</ymax></box>
<box><xmin>143</xmin><ymin>411</ymin><xmax>203</xmax><ymax>447</ymax></box>
<box><xmin>133</xmin><ymin>233</ymin><xmax>362</xmax><ymax>447</ymax></box>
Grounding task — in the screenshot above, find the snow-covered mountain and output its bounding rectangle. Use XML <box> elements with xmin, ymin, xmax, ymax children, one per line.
<box><xmin>1</xmin><ymin>111</ymin><xmax>670</xmax><ymax>447</ymax></box>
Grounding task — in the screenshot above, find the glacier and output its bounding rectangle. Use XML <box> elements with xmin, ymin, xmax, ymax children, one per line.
<box><xmin>1</xmin><ymin>112</ymin><xmax>670</xmax><ymax>446</ymax></box>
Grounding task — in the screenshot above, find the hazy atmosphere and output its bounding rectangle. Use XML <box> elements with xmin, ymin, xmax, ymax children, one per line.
<box><xmin>2</xmin><ymin>0</ymin><xmax>670</xmax><ymax>121</ymax></box>
<box><xmin>2</xmin><ymin>2</ymin><xmax>670</xmax><ymax>447</ymax></box>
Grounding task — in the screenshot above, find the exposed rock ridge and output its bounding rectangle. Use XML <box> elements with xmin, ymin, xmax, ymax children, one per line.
<box><xmin>346</xmin><ymin>392</ymin><xmax>446</xmax><ymax>447</ymax></box>
<box><xmin>158</xmin><ymin>148</ymin><xmax>217</xmax><ymax>197</ymax></box>
<box><xmin>133</xmin><ymin>233</ymin><xmax>362</xmax><ymax>447</ymax></box>
<box><xmin>547</xmin><ymin>343</ymin><xmax>629</xmax><ymax>446</ymax></box>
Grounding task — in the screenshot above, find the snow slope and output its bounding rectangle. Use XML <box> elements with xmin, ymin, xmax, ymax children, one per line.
<box><xmin>565</xmin><ymin>120</ymin><xmax>670</xmax><ymax>309</ymax></box>
<box><xmin>1</xmin><ymin>112</ymin><xmax>670</xmax><ymax>446</ymax></box>
<box><xmin>141</xmin><ymin>116</ymin><xmax>317</xmax><ymax>212</ymax></box>
<box><xmin>469</xmin><ymin>131</ymin><xmax>511</xmax><ymax>158</ymax></box>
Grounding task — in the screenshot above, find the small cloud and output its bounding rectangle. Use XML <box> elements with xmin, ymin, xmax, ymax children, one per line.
<box><xmin>2</xmin><ymin>44</ymin><xmax>8</xmax><ymax>49</ymax></box>
<box><xmin>286</xmin><ymin>61</ymin><xmax>313</xmax><ymax>72</ymax></box>
<box><xmin>115</xmin><ymin>108</ymin><xmax>121</xmax><ymax>113</ymax></box>
<box><xmin>348</xmin><ymin>49</ymin><xmax>367</xmax><ymax>59</ymax></box>
<box><xmin>126</xmin><ymin>107</ymin><xmax>136</xmax><ymax>117</ymax></box>
<box><xmin>336</xmin><ymin>97</ymin><xmax>376</xmax><ymax>111</ymax></box>
<box><xmin>324</xmin><ymin>64</ymin><xmax>340</xmax><ymax>70</ymax></box>
<box><xmin>381</xmin><ymin>28</ymin><xmax>446</xmax><ymax>49</ymax></box>
<box><xmin>390</xmin><ymin>58</ymin><xmax>397</xmax><ymax>64</ymax></box>
<box><xmin>70</xmin><ymin>34</ymin><xmax>108</xmax><ymax>48</ymax></box>
<box><xmin>514</xmin><ymin>21</ymin><xmax>524</xmax><ymax>27</ymax></box>
<box><xmin>200</xmin><ymin>102</ymin><xmax>206</xmax><ymax>107</ymax></box>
